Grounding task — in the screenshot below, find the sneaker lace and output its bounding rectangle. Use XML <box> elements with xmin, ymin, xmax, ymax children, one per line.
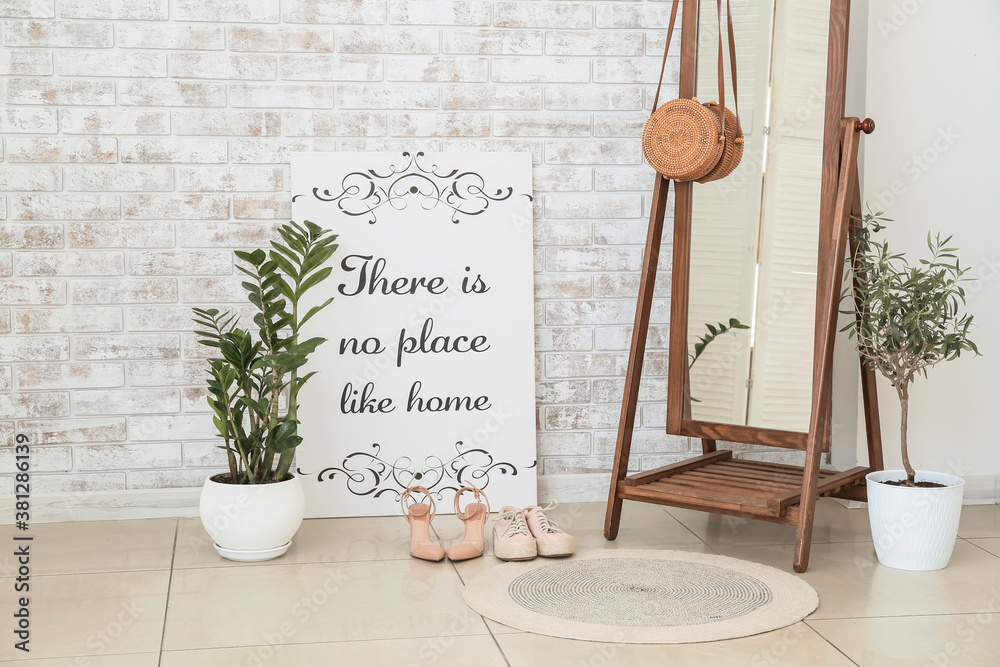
<box><xmin>497</xmin><ymin>509</ymin><xmax>531</xmax><ymax>537</ymax></box>
<box><xmin>532</xmin><ymin>501</ymin><xmax>565</xmax><ymax>534</ymax></box>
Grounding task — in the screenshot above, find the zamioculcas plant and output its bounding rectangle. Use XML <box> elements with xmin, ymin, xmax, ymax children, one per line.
<box><xmin>842</xmin><ymin>211</ymin><xmax>978</xmax><ymax>486</ymax></box>
<box><xmin>192</xmin><ymin>221</ymin><xmax>338</xmax><ymax>485</ymax></box>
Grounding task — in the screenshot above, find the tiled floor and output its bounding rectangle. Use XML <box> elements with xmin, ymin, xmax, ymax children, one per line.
<box><xmin>2</xmin><ymin>500</ymin><xmax>999</xmax><ymax>666</ymax></box>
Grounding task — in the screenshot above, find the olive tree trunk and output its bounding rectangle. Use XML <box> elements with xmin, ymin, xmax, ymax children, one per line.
<box><xmin>898</xmin><ymin>383</ymin><xmax>915</xmax><ymax>485</ymax></box>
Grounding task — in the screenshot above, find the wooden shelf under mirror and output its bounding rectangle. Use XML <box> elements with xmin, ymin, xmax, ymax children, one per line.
<box><xmin>620</xmin><ymin>451</ymin><xmax>869</xmax><ymax>524</ymax></box>
<box><xmin>604</xmin><ymin>0</ymin><xmax>883</xmax><ymax>573</ymax></box>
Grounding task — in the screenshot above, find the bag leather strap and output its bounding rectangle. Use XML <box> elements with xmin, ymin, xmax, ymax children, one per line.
<box><xmin>725</xmin><ymin>0</ymin><xmax>740</xmax><ymax>120</ymax></box>
<box><xmin>650</xmin><ymin>0</ymin><xmax>741</xmax><ymax>134</ymax></box>
<box><xmin>714</xmin><ymin>0</ymin><xmax>725</xmax><ymax>136</ymax></box>
<box><xmin>650</xmin><ymin>0</ymin><xmax>682</xmax><ymax>113</ymax></box>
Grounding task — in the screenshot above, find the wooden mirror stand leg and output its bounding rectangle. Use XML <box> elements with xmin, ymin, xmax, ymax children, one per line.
<box><xmin>793</xmin><ymin>118</ymin><xmax>865</xmax><ymax>572</ymax></box>
<box><xmin>604</xmin><ymin>119</ymin><xmax>883</xmax><ymax>573</ymax></box>
<box><xmin>604</xmin><ymin>175</ymin><xmax>670</xmax><ymax>541</ymax></box>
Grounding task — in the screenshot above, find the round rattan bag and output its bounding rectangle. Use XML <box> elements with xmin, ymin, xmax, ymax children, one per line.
<box><xmin>642</xmin><ymin>98</ymin><xmax>724</xmax><ymax>183</ymax></box>
<box><xmin>696</xmin><ymin>103</ymin><xmax>744</xmax><ymax>183</ymax></box>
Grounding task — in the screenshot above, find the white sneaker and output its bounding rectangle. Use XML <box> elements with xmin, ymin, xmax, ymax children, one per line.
<box><xmin>524</xmin><ymin>502</ymin><xmax>574</xmax><ymax>558</ymax></box>
<box><xmin>493</xmin><ymin>506</ymin><xmax>537</xmax><ymax>561</ymax></box>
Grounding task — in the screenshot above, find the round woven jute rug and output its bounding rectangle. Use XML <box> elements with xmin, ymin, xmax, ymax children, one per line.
<box><xmin>463</xmin><ymin>550</ymin><xmax>818</xmax><ymax>644</ymax></box>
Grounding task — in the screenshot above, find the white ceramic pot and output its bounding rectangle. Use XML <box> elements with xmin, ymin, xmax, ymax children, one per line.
<box><xmin>866</xmin><ymin>469</ymin><xmax>964</xmax><ymax>571</ymax></box>
<box><xmin>199</xmin><ymin>473</ymin><xmax>305</xmax><ymax>562</ymax></box>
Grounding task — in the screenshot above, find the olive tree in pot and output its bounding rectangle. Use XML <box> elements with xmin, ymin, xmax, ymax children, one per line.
<box><xmin>843</xmin><ymin>211</ymin><xmax>978</xmax><ymax>571</ymax></box>
<box><xmin>193</xmin><ymin>221</ymin><xmax>337</xmax><ymax>562</ymax></box>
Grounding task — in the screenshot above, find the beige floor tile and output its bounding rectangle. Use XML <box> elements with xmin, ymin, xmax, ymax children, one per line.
<box><xmin>160</xmin><ymin>635</ymin><xmax>508</xmax><ymax>667</ymax></box>
<box><xmin>666</xmin><ymin>498</ymin><xmax>873</xmax><ymax>548</ymax></box>
<box><xmin>481</xmin><ymin>616</ymin><xmax>524</xmax><ymax>636</ymax></box>
<box><xmin>810</xmin><ymin>613</ymin><xmax>1000</xmax><ymax>666</ymax></box>
<box><xmin>957</xmin><ymin>504</ymin><xmax>1000</xmax><ymax>538</ymax></box>
<box><xmin>162</xmin><ymin>559</ymin><xmax>491</xmax><ymax>651</ymax></box>
<box><xmin>715</xmin><ymin>539</ymin><xmax>1000</xmax><ymax>620</ymax></box>
<box><xmin>555</xmin><ymin>500</ymin><xmax>710</xmax><ymax>549</ymax></box>
<box><xmin>0</xmin><ymin>519</ymin><xmax>176</xmax><ymax>576</ymax></box>
<box><xmin>968</xmin><ymin>537</ymin><xmax>1000</xmax><ymax>558</ymax></box>
<box><xmin>496</xmin><ymin>622</ymin><xmax>856</xmax><ymax>667</ymax></box>
<box><xmin>0</xmin><ymin>571</ymin><xmax>169</xmax><ymax>662</ymax></box>
<box><xmin>12</xmin><ymin>654</ymin><xmax>160</xmax><ymax>667</ymax></box>
<box><xmin>173</xmin><ymin>514</ymin><xmax>413</xmax><ymax>569</ymax></box>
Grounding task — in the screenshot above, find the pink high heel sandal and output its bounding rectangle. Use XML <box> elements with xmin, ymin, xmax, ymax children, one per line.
<box><xmin>446</xmin><ymin>484</ymin><xmax>490</xmax><ymax>562</ymax></box>
<box><xmin>401</xmin><ymin>486</ymin><xmax>446</xmax><ymax>562</ymax></box>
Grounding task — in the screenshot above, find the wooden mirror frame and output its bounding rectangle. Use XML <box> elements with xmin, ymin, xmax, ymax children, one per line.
<box><xmin>667</xmin><ymin>0</ymin><xmax>850</xmax><ymax>449</ymax></box>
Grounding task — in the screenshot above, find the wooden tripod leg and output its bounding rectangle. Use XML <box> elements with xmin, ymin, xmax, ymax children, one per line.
<box><xmin>604</xmin><ymin>175</ymin><xmax>671</xmax><ymax>540</ymax></box>
<box><xmin>848</xmin><ymin>171</ymin><xmax>884</xmax><ymax>473</ymax></box>
<box><xmin>794</xmin><ymin>119</ymin><xmax>861</xmax><ymax>572</ymax></box>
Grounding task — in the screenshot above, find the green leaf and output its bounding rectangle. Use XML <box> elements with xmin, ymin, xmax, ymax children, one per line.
<box><xmin>235</xmin><ymin>249</ymin><xmax>266</xmax><ymax>266</ymax></box>
<box><xmin>299</xmin><ymin>297</ymin><xmax>334</xmax><ymax>329</ymax></box>
<box><xmin>269</xmin><ymin>434</ymin><xmax>302</xmax><ymax>453</ymax></box>
<box><xmin>269</xmin><ymin>251</ymin><xmax>299</xmax><ymax>281</ymax></box>
<box><xmin>303</xmin><ymin>220</ymin><xmax>324</xmax><ymax>237</ymax></box>
<box><xmin>270</xmin><ymin>240</ymin><xmax>300</xmax><ymax>265</ymax></box>
<box><xmin>287</xmin><ymin>220</ymin><xmax>309</xmax><ymax>239</ymax></box>
<box><xmin>278</xmin><ymin>228</ymin><xmax>305</xmax><ymax>254</ymax></box>
<box><xmin>291</xmin><ymin>336</ymin><xmax>326</xmax><ymax>354</ymax></box>
<box><xmin>301</xmin><ymin>244</ymin><xmax>339</xmax><ymax>276</ymax></box>
<box><xmin>296</xmin><ymin>266</ymin><xmax>333</xmax><ymax>297</ymax></box>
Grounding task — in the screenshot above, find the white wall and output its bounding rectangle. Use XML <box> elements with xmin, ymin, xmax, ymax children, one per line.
<box><xmin>861</xmin><ymin>0</ymin><xmax>1000</xmax><ymax>500</ymax></box>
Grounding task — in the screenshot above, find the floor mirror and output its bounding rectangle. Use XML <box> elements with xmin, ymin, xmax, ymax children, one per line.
<box><xmin>604</xmin><ymin>0</ymin><xmax>882</xmax><ymax>572</ymax></box>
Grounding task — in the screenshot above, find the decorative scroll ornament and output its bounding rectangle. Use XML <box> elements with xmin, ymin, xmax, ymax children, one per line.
<box><xmin>291</xmin><ymin>151</ymin><xmax>533</xmax><ymax>224</ymax></box>
<box><xmin>299</xmin><ymin>441</ymin><xmax>534</xmax><ymax>501</ymax></box>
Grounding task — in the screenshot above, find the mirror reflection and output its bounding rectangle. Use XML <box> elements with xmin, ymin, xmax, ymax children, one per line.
<box><xmin>686</xmin><ymin>0</ymin><xmax>831</xmax><ymax>432</ymax></box>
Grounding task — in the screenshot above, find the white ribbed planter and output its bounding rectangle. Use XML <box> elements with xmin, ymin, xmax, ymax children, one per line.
<box><xmin>199</xmin><ymin>474</ymin><xmax>305</xmax><ymax>562</ymax></box>
<box><xmin>866</xmin><ymin>470</ymin><xmax>964</xmax><ymax>571</ymax></box>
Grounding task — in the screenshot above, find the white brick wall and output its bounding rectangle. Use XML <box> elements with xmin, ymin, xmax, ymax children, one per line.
<box><xmin>0</xmin><ymin>0</ymin><xmax>715</xmax><ymax>496</ymax></box>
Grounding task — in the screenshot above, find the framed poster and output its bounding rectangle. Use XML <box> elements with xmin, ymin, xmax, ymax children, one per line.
<box><xmin>291</xmin><ymin>151</ymin><xmax>537</xmax><ymax>517</ymax></box>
